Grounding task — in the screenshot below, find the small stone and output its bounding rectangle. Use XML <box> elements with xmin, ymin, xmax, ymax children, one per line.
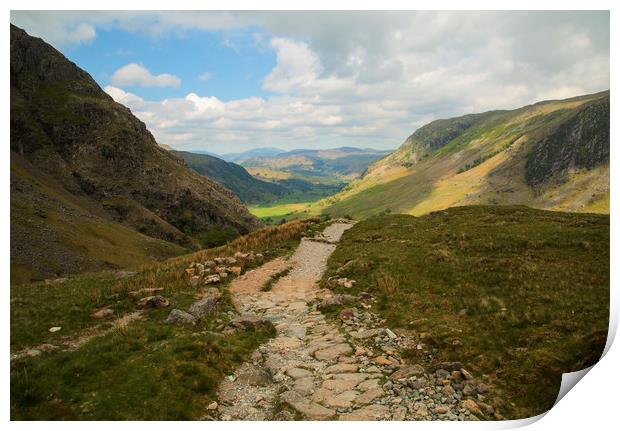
<box><xmin>375</xmin><ymin>356</ymin><xmax>392</xmax><ymax>366</ymax></box>
<box><xmin>229</xmin><ymin>266</ymin><xmax>242</xmax><ymax>276</ymax></box>
<box><xmin>460</xmin><ymin>368</ymin><xmax>474</xmax><ymax>380</ymax></box>
<box><xmin>207</xmin><ymin>402</ymin><xmax>218</xmax><ymax>411</ymax></box>
<box><xmin>49</xmin><ymin>326</ymin><xmax>62</xmax><ymax>333</ymax></box>
<box><xmin>189</xmin><ymin>275</ymin><xmax>201</xmax><ymax>286</ymax></box>
<box><xmin>385</xmin><ymin>328</ymin><xmax>397</xmax><ymax>339</ymax></box>
<box><xmin>477</xmin><ymin>382</ymin><xmax>489</xmax><ymax>394</ymax></box>
<box><xmin>135</xmin><ymin>295</ymin><xmax>170</xmax><ymax>309</ymax></box>
<box><xmin>92</xmin><ymin>308</ymin><xmax>114</xmax><ymax>319</ymax></box>
<box><xmin>436</xmin><ymin>406</ymin><xmax>449</xmax><ymax>414</ymax></box>
<box><xmin>462</xmin><ymin>399</ymin><xmax>483</xmax><ymax>417</ymax></box>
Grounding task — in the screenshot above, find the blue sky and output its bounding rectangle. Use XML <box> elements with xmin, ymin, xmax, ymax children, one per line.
<box><xmin>10</xmin><ymin>11</ymin><xmax>610</xmax><ymax>154</ymax></box>
<box><xmin>63</xmin><ymin>27</ymin><xmax>276</xmax><ymax>102</ymax></box>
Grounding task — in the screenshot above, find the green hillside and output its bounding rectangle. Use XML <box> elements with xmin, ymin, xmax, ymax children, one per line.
<box><xmin>172</xmin><ymin>150</ymin><xmax>286</xmax><ymax>204</ymax></box>
<box><xmin>321</xmin><ymin>205</ymin><xmax>609</xmax><ymax>419</ymax></box>
<box><xmin>321</xmin><ymin>91</ymin><xmax>609</xmax><ymax>218</ymax></box>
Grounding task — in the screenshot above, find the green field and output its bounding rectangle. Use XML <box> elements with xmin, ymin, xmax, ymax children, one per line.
<box><xmin>249</xmin><ymin>200</ymin><xmax>322</xmax><ymax>224</ymax></box>
<box><xmin>320</xmin><ymin>205</ymin><xmax>609</xmax><ymax>419</ymax></box>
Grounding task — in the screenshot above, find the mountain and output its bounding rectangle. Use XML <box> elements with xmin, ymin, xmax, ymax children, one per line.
<box><xmin>172</xmin><ymin>150</ymin><xmax>286</xmax><ymax>204</ymax></box>
<box><xmin>10</xmin><ymin>24</ymin><xmax>260</xmax><ymax>283</ymax></box>
<box><xmin>220</xmin><ymin>147</ymin><xmax>285</xmax><ymax>162</ymax></box>
<box><xmin>322</xmin><ymin>91</ymin><xmax>609</xmax><ymax>218</ymax></box>
<box><xmin>240</xmin><ymin>147</ymin><xmax>391</xmax><ymax>183</ymax></box>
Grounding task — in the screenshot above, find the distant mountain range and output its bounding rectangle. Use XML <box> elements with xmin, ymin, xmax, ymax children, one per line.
<box><xmin>10</xmin><ymin>24</ymin><xmax>260</xmax><ymax>283</ymax></box>
<box><xmin>321</xmin><ymin>91</ymin><xmax>609</xmax><ymax>218</ymax></box>
<box><xmin>237</xmin><ymin>147</ymin><xmax>391</xmax><ymax>184</ymax></box>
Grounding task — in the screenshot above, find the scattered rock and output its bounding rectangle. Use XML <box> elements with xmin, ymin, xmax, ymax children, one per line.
<box><xmin>207</xmin><ymin>401</ymin><xmax>218</xmax><ymax>411</ymax></box>
<box><xmin>48</xmin><ymin>326</ymin><xmax>62</xmax><ymax>333</ymax></box>
<box><xmin>114</xmin><ymin>271</ymin><xmax>137</xmax><ymax>280</ymax></box>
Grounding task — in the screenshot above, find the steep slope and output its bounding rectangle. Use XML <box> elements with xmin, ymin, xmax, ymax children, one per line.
<box><xmin>172</xmin><ymin>150</ymin><xmax>286</xmax><ymax>204</ymax></box>
<box><xmin>10</xmin><ymin>24</ymin><xmax>260</xmax><ymax>282</ymax></box>
<box><xmin>322</xmin><ymin>91</ymin><xmax>609</xmax><ymax>218</ymax></box>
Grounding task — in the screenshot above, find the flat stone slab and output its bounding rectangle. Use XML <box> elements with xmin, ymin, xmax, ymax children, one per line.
<box><xmin>280</xmin><ymin>390</ymin><xmax>335</xmax><ymax>420</ymax></box>
<box><xmin>339</xmin><ymin>404</ymin><xmax>391</xmax><ymax>421</ymax></box>
<box><xmin>313</xmin><ymin>343</ymin><xmax>352</xmax><ymax>361</ymax></box>
<box><xmin>287</xmin><ymin>367</ymin><xmax>314</xmax><ymax>379</ymax></box>
<box><xmin>325</xmin><ymin>363</ymin><xmax>359</xmax><ymax>374</ymax></box>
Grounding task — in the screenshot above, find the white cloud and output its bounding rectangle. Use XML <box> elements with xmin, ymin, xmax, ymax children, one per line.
<box><xmin>110</xmin><ymin>63</ymin><xmax>181</xmax><ymax>88</ymax></box>
<box><xmin>10</xmin><ymin>11</ymin><xmax>610</xmax><ymax>153</ymax></box>
<box><xmin>104</xmin><ymin>85</ymin><xmax>144</xmax><ymax>105</ymax></box>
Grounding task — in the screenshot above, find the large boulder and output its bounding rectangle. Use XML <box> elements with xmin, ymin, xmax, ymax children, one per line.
<box><xmin>166</xmin><ymin>309</ymin><xmax>197</xmax><ymax>325</ymax></box>
<box><xmin>188</xmin><ymin>291</ymin><xmax>222</xmax><ymax>318</ymax></box>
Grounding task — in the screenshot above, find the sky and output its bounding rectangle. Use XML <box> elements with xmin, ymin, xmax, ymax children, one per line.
<box><xmin>10</xmin><ymin>11</ymin><xmax>610</xmax><ymax>154</ymax></box>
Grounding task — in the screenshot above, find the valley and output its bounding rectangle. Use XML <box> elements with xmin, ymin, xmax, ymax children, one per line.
<box><xmin>8</xmin><ymin>18</ymin><xmax>610</xmax><ymax>424</ymax></box>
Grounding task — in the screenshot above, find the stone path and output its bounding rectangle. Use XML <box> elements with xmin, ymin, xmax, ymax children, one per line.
<box><xmin>214</xmin><ymin>222</ymin><xmax>496</xmax><ymax>421</ymax></box>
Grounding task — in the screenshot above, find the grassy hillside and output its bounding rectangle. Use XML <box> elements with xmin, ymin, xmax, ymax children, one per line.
<box><xmin>172</xmin><ymin>150</ymin><xmax>286</xmax><ymax>204</ymax></box>
<box><xmin>321</xmin><ymin>92</ymin><xmax>609</xmax><ymax>218</ymax></box>
<box><xmin>10</xmin><ymin>25</ymin><xmax>260</xmax><ymax>281</ymax></box>
<box><xmin>11</xmin><ymin>218</ymin><xmax>324</xmax><ymax>419</ymax></box>
<box><xmin>321</xmin><ymin>206</ymin><xmax>609</xmax><ymax>419</ymax></box>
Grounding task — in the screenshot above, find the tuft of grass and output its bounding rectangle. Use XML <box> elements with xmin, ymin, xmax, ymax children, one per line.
<box><xmin>321</xmin><ymin>205</ymin><xmax>609</xmax><ymax>419</ymax></box>
<box><xmin>261</xmin><ymin>268</ymin><xmax>292</xmax><ymax>292</ymax></box>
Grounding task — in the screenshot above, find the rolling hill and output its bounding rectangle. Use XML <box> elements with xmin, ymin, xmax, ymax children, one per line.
<box><xmin>321</xmin><ymin>91</ymin><xmax>609</xmax><ymax>218</ymax></box>
<box><xmin>239</xmin><ymin>147</ymin><xmax>391</xmax><ymax>183</ymax></box>
<box><xmin>10</xmin><ymin>24</ymin><xmax>260</xmax><ymax>283</ymax></box>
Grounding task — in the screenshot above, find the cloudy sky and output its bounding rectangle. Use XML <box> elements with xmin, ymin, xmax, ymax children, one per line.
<box><xmin>11</xmin><ymin>11</ymin><xmax>610</xmax><ymax>154</ymax></box>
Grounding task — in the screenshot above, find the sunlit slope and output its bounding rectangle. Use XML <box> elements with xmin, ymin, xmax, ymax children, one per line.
<box><xmin>322</xmin><ymin>91</ymin><xmax>609</xmax><ymax>218</ymax></box>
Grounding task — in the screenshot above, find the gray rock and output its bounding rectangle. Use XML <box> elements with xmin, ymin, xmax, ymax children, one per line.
<box><xmin>166</xmin><ymin>309</ymin><xmax>197</xmax><ymax>325</ymax></box>
<box><xmin>188</xmin><ymin>294</ymin><xmax>221</xmax><ymax>318</ymax></box>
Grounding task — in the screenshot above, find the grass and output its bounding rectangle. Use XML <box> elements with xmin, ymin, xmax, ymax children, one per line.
<box><xmin>261</xmin><ymin>268</ymin><xmax>291</xmax><ymax>292</ymax></box>
<box><xmin>320</xmin><ymin>205</ymin><xmax>609</xmax><ymax>419</ymax></box>
<box><xmin>11</xmin><ymin>217</ymin><xmax>323</xmax><ymax>420</ymax></box>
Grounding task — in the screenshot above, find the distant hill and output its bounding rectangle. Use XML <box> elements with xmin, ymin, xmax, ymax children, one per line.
<box><xmin>172</xmin><ymin>150</ymin><xmax>286</xmax><ymax>204</ymax></box>
<box><xmin>221</xmin><ymin>147</ymin><xmax>285</xmax><ymax>162</ymax></box>
<box><xmin>240</xmin><ymin>147</ymin><xmax>391</xmax><ymax>183</ymax></box>
<box><xmin>10</xmin><ymin>24</ymin><xmax>260</xmax><ymax>282</ymax></box>
<box><xmin>322</xmin><ymin>91</ymin><xmax>609</xmax><ymax>218</ymax></box>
